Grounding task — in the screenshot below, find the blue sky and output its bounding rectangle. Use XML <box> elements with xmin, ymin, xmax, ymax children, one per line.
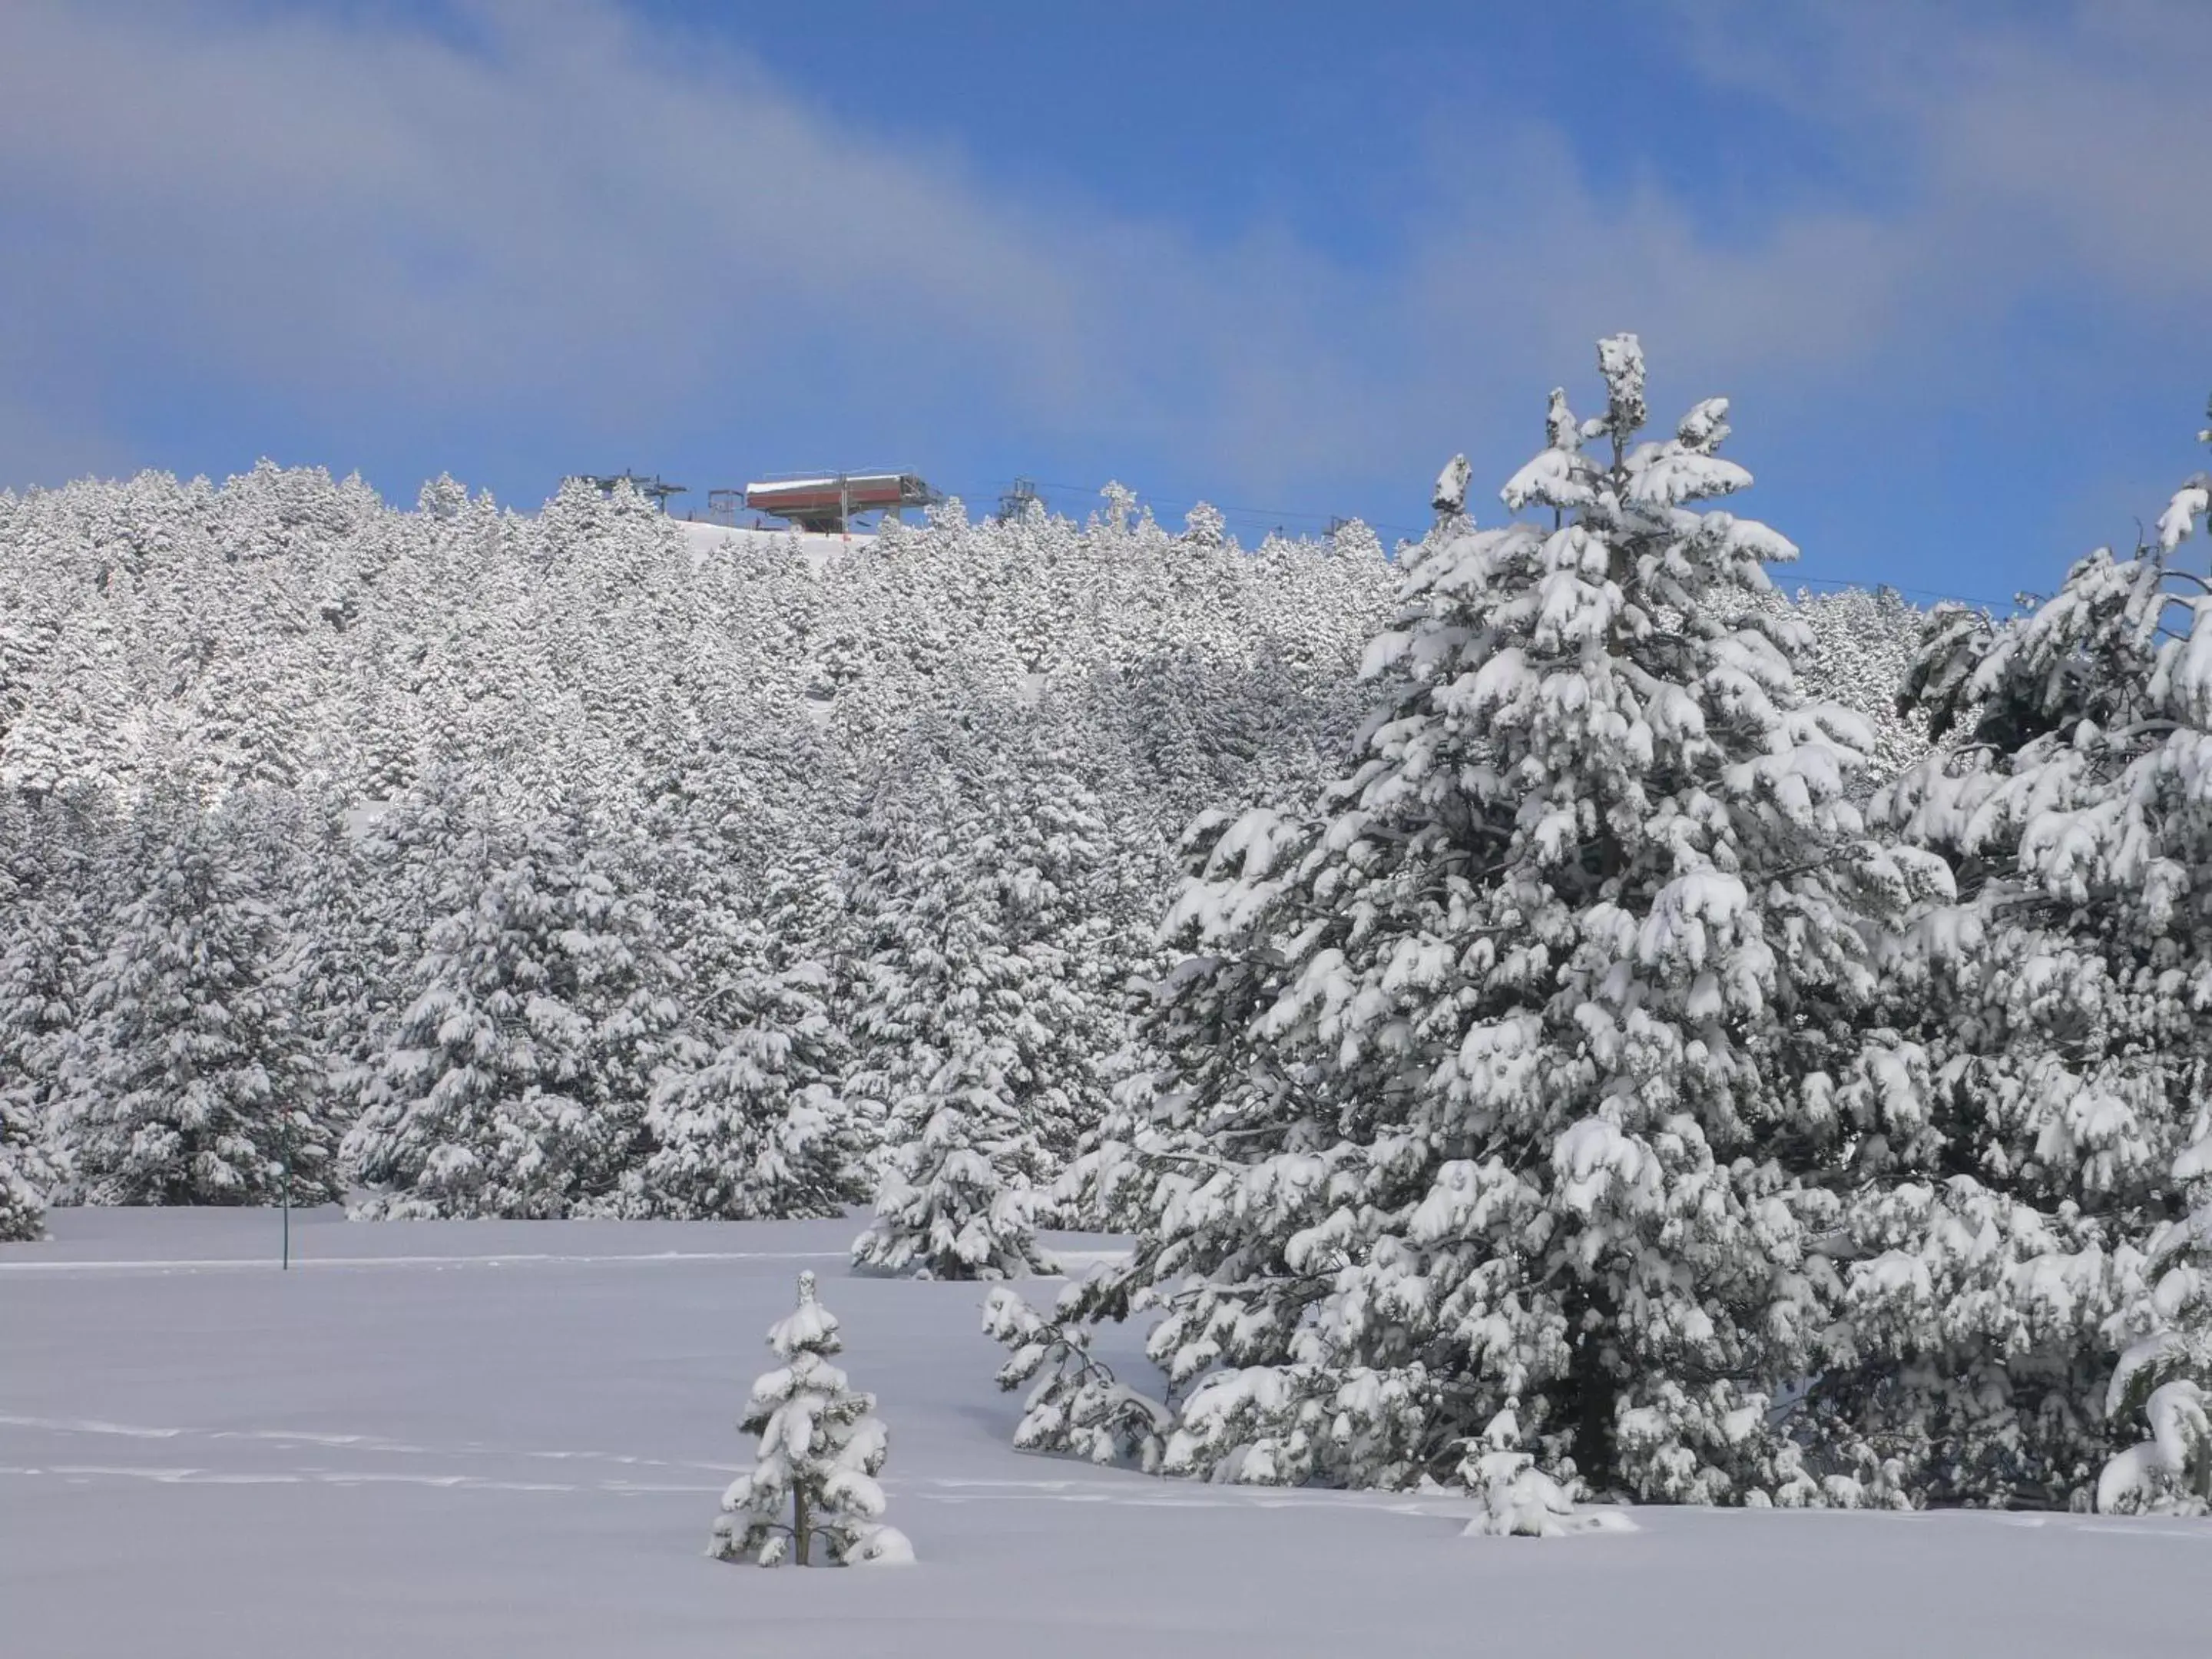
<box><xmin>2</xmin><ymin>1</ymin><xmax>2207</xmax><ymax>606</ymax></box>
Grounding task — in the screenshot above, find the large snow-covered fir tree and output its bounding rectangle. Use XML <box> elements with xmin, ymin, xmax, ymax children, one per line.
<box><xmin>0</xmin><ymin>1086</ymin><xmax>48</xmax><ymax>1240</ymax></box>
<box><xmin>2100</xmin><ymin>1203</ymin><xmax>2212</xmax><ymax>1514</ymax></box>
<box><xmin>711</xmin><ymin>1270</ymin><xmax>912</xmax><ymax>1567</ymax></box>
<box><xmin>998</xmin><ymin>336</ymin><xmax>1932</xmax><ymax>1502</ymax></box>
<box><xmin>1753</xmin><ymin>584</ymin><xmax>1929</xmax><ymax>795</ymax></box>
<box><xmin>0</xmin><ymin>826</ymin><xmax>58</xmax><ymax>1238</ymax></box>
<box><xmin>980</xmin><ymin>707</ymin><xmax>1144</xmax><ymax>1167</ymax></box>
<box><xmin>343</xmin><ymin>790</ymin><xmax>681</xmax><ymax>1219</ymax></box>
<box><xmin>62</xmin><ymin>788</ymin><xmax>341</xmax><ymax>1207</ymax></box>
<box><xmin>283</xmin><ymin>793</ymin><xmax>382</xmax><ymax>1099</ymax></box>
<box><xmin>0</xmin><ymin>789</ymin><xmax>111</xmax><ymax>1237</ymax></box>
<box><xmin>1818</xmin><ymin>404</ymin><xmax>2212</xmax><ymax>1508</ymax></box>
<box><xmin>623</xmin><ymin>743</ymin><xmax>863</xmax><ymax>1220</ymax></box>
<box><xmin>641</xmin><ymin>924</ymin><xmax>858</xmax><ymax>1221</ymax></box>
<box><xmin>847</xmin><ymin>727</ymin><xmax>1061</xmax><ymax>1280</ymax></box>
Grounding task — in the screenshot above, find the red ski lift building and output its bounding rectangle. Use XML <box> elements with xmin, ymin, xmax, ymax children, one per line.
<box><xmin>742</xmin><ymin>472</ymin><xmax>939</xmax><ymax>534</ymax></box>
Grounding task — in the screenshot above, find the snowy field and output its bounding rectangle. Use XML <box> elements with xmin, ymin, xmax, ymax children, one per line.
<box><xmin>3</xmin><ymin>1210</ymin><xmax>2204</xmax><ymax>1657</ymax></box>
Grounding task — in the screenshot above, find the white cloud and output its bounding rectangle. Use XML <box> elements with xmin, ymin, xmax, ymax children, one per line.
<box><xmin>0</xmin><ymin>2</ymin><xmax>1085</xmax><ymax>406</ymax></box>
<box><xmin>0</xmin><ymin>0</ymin><xmax>2204</xmax><ymax>506</ymax></box>
<box><xmin>1668</xmin><ymin>0</ymin><xmax>2212</xmax><ymax>310</ymax></box>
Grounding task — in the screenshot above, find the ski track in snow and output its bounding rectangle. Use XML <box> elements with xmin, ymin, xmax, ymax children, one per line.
<box><xmin>12</xmin><ymin>1411</ymin><xmax>2210</xmax><ymax>1543</ymax></box>
<box><xmin>0</xmin><ymin>1410</ymin><xmax>743</xmax><ymax>1471</ymax></box>
<box><xmin>0</xmin><ymin>1457</ymin><xmax>1522</xmax><ymax>1520</ymax></box>
<box><xmin>0</xmin><ymin>1249</ymin><xmax>852</xmax><ymax>1275</ymax></box>
<box><xmin>12</xmin><ymin>1436</ymin><xmax>2206</xmax><ymax>1544</ymax></box>
<box><xmin>0</xmin><ymin>1409</ymin><xmax>1532</xmax><ymax>1525</ymax></box>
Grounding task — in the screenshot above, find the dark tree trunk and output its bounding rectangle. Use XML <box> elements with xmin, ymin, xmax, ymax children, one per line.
<box><xmin>1564</xmin><ymin>1283</ymin><xmax>1619</xmax><ymax>1492</ymax></box>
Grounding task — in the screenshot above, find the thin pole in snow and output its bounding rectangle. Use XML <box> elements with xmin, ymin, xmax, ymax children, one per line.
<box><xmin>281</xmin><ymin>1124</ymin><xmax>291</xmax><ymax>1272</ymax></box>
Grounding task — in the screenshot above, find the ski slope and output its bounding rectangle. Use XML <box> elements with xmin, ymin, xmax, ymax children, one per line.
<box><xmin>673</xmin><ymin>518</ymin><xmax>869</xmax><ymax>573</ymax></box>
<box><xmin>2</xmin><ymin>1208</ymin><xmax>2202</xmax><ymax>1657</ymax></box>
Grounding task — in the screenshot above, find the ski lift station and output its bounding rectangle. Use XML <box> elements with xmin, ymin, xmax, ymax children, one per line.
<box><xmin>565</xmin><ymin>468</ymin><xmax>944</xmax><ymax>555</ymax></box>
<box><xmin>738</xmin><ymin>472</ymin><xmax>940</xmax><ymax>534</ymax></box>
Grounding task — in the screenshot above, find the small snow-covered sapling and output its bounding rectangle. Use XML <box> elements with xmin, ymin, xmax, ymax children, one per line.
<box><xmin>711</xmin><ymin>1270</ymin><xmax>912</xmax><ymax>1566</ymax></box>
<box><xmin>1459</xmin><ymin>1398</ymin><xmax>1579</xmax><ymax>1538</ymax></box>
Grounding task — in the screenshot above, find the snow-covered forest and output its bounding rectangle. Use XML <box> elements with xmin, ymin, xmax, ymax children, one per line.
<box><xmin>11</xmin><ymin>333</ymin><xmax>2212</xmax><ymax>1520</ymax></box>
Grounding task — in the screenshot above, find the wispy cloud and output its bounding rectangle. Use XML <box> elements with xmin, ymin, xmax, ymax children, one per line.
<box><xmin>0</xmin><ymin>0</ymin><xmax>2204</xmax><ymax>534</ymax></box>
<box><xmin>1671</xmin><ymin>0</ymin><xmax>2212</xmax><ymax>309</ymax></box>
<box><xmin>0</xmin><ymin>1</ymin><xmax>1094</xmax><ymax>416</ymax></box>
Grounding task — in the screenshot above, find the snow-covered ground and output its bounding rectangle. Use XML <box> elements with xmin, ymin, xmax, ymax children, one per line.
<box><xmin>3</xmin><ymin>1210</ymin><xmax>2203</xmax><ymax>1657</ymax></box>
<box><xmin>673</xmin><ymin>518</ymin><xmax>870</xmax><ymax>572</ymax></box>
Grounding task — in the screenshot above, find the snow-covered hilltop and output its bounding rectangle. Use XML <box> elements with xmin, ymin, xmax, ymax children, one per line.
<box><xmin>0</xmin><ymin>465</ymin><xmax>1917</xmax><ymax>816</ymax></box>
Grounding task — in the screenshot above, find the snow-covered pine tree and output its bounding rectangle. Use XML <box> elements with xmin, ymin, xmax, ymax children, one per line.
<box><xmin>993</xmin><ymin>336</ymin><xmax>1929</xmax><ymax>1502</ymax></box>
<box><xmin>2099</xmin><ymin>1205</ymin><xmax>2212</xmax><ymax>1513</ymax></box>
<box><xmin>641</xmin><ymin>926</ymin><xmax>858</xmax><ymax>1221</ymax></box>
<box><xmin>847</xmin><ymin>727</ymin><xmax>1058</xmax><ymax>1280</ymax></box>
<box><xmin>344</xmin><ymin>793</ymin><xmax>680</xmax><ymax>1219</ymax></box>
<box><xmin>757</xmin><ymin>840</ymin><xmax>881</xmax><ymax>1197</ymax></box>
<box><xmin>608</xmin><ymin>726</ymin><xmax>863</xmax><ymax>1221</ymax></box>
<box><xmin>64</xmin><ymin>786</ymin><xmax>340</xmax><ymax>1207</ymax></box>
<box><xmin>0</xmin><ymin>1081</ymin><xmax>48</xmax><ymax>1240</ymax></box>
<box><xmin>349</xmin><ymin>767</ymin><xmax>478</xmax><ymax>1018</ymax></box>
<box><xmin>754</xmin><ymin>836</ymin><xmax>852</xmax><ymax>998</ymax></box>
<box><xmin>1460</xmin><ymin>1396</ymin><xmax>1581</xmax><ymax>1537</ymax></box>
<box><xmin>712</xmin><ymin>1270</ymin><xmax>912</xmax><ymax>1567</ymax></box>
<box><xmin>0</xmin><ymin>788</ymin><xmax>111</xmax><ymax>1237</ymax></box>
<box><xmin>981</xmin><ymin>706</ymin><xmax>1138</xmax><ymax>1170</ymax></box>
<box><xmin>0</xmin><ymin>601</ymin><xmax>133</xmax><ymax>796</ymax></box>
<box><xmin>1773</xmin><ymin>585</ymin><xmax>1930</xmax><ymax>793</ymax></box>
<box><xmin>283</xmin><ymin>791</ymin><xmax>380</xmax><ymax>1104</ymax></box>
<box><xmin>1121</xmin><ymin>647</ymin><xmax>1233</xmax><ymax>831</ymax></box>
<box><xmin>0</xmin><ymin>813</ymin><xmax>54</xmax><ymax>1238</ymax></box>
<box><xmin>1827</xmin><ymin>402</ymin><xmax>2212</xmax><ymax>1508</ymax></box>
